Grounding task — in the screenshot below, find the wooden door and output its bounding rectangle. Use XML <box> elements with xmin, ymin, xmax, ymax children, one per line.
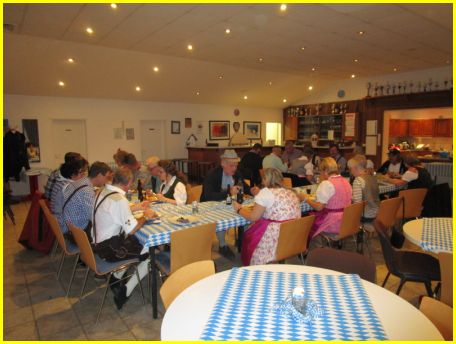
<box><xmin>283</xmin><ymin>116</ymin><xmax>298</xmax><ymax>141</ymax></box>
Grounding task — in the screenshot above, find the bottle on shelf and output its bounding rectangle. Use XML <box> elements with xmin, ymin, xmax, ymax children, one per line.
<box><xmin>236</xmin><ymin>180</ymin><xmax>244</xmax><ymax>204</ymax></box>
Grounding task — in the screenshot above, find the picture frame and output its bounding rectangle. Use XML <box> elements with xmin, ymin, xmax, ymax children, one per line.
<box><xmin>171</xmin><ymin>121</ymin><xmax>180</xmax><ymax>134</ymax></box>
<box><xmin>243</xmin><ymin>121</ymin><xmax>261</xmax><ymax>139</ymax></box>
<box><xmin>22</xmin><ymin>119</ymin><xmax>41</xmax><ymax>163</ymax></box>
<box><xmin>209</xmin><ymin>120</ymin><xmax>230</xmax><ymax>140</ymax></box>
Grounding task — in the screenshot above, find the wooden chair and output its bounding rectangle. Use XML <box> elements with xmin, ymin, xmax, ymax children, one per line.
<box><xmin>274</xmin><ymin>215</ymin><xmax>315</xmax><ymax>263</ymax></box>
<box><xmin>156</xmin><ymin>223</ymin><xmax>215</xmax><ymax>277</ymax></box>
<box><xmin>282</xmin><ymin>177</ymin><xmax>292</xmax><ymax>188</ymax></box>
<box><xmin>419</xmin><ymin>297</ymin><xmax>453</xmax><ymax>341</ymax></box>
<box><xmin>160</xmin><ymin>260</ymin><xmax>215</xmax><ymax>310</ymax></box>
<box><xmin>396</xmin><ymin>188</ymin><xmax>428</xmax><ymax>221</ymax></box>
<box><xmin>438</xmin><ymin>252</ymin><xmax>453</xmax><ymax>307</ymax></box>
<box><xmin>38</xmin><ymin>199</ymin><xmax>80</xmax><ymax>295</ymax></box>
<box><xmin>321</xmin><ymin>201</ymin><xmax>366</xmax><ymax>252</ymax></box>
<box><xmin>186</xmin><ymin>184</ymin><xmax>203</xmax><ymax>204</ymax></box>
<box><xmin>70</xmin><ymin>224</ymin><xmax>145</xmax><ymax>323</ymax></box>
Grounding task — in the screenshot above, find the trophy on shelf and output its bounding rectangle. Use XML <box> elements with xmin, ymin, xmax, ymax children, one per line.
<box><xmin>409</xmin><ymin>81</ymin><xmax>414</xmax><ymax>93</ymax></box>
<box><xmin>392</xmin><ymin>83</ymin><xmax>396</xmax><ymax>94</ymax></box>
<box><xmin>386</xmin><ymin>82</ymin><xmax>391</xmax><ymax>95</ymax></box>
<box><xmin>366</xmin><ymin>82</ymin><xmax>372</xmax><ymax>97</ymax></box>
<box><xmin>403</xmin><ymin>81</ymin><xmax>407</xmax><ymax>94</ymax></box>
<box><xmin>444</xmin><ymin>78</ymin><xmax>448</xmax><ymax>89</ymax></box>
<box><xmin>374</xmin><ymin>83</ymin><xmax>379</xmax><ymax>97</ymax></box>
<box><xmin>379</xmin><ymin>85</ymin><xmax>384</xmax><ymax>96</ymax></box>
<box><xmin>315</xmin><ymin>104</ymin><xmax>321</xmax><ymax>116</ymax></box>
<box><xmin>331</xmin><ymin>104</ymin><xmax>335</xmax><ymax>114</ymax></box>
<box><xmin>427</xmin><ymin>78</ymin><xmax>433</xmax><ymax>92</ymax></box>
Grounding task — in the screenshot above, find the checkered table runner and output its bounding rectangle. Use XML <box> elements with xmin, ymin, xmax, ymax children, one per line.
<box><xmin>200</xmin><ymin>268</ymin><xmax>387</xmax><ymax>341</ymax></box>
<box><xmin>421</xmin><ymin>218</ymin><xmax>453</xmax><ymax>253</ymax></box>
<box><xmin>135</xmin><ymin>201</ymin><xmax>250</xmax><ymax>248</ymax></box>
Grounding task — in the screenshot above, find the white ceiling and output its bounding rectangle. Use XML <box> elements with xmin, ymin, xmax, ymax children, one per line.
<box><xmin>4</xmin><ymin>3</ymin><xmax>452</xmax><ymax>107</ymax></box>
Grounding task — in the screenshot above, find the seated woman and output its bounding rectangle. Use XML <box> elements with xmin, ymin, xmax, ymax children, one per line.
<box><xmin>299</xmin><ymin>157</ymin><xmax>352</xmax><ymax>238</ymax></box>
<box><xmin>232</xmin><ymin>168</ymin><xmax>301</xmax><ymax>266</ymax></box>
<box><xmin>348</xmin><ymin>155</ymin><xmax>380</xmax><ymax>223</ymax></box>
<box><xmin>383</xmin><ymin>156</ymin><xmax>433</xmax><ymax>190</ymax></box>
<box><xmin>156</xmin><ymin>160</ymin><xmax>188</xmax><ymax>205</ymax></box>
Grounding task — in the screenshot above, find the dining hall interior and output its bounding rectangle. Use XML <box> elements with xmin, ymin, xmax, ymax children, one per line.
<box><xmin>3</xmin><ymin>3</ymin><xmax>453</xmax><ymax>341</ymax></box>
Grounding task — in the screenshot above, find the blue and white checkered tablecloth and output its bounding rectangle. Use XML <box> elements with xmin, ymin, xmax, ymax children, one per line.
<box><xmin>200</xmin><ymin>268</ymin><xmax>387</xmax><ymax>341</ymax></box>
<box><xmin>421</xmin><ymin>218</ymin><xmax>453</xmax><ymax>253</ymax></box>
<box><xmin>135</xmin><ymin>201</ymin><xmax>250</xmax><ymax>248</ymax></box>
<box><xmin>424</xmin><ymin>162</ymin><xmax>452</xmax><ymax>188</ymax></box>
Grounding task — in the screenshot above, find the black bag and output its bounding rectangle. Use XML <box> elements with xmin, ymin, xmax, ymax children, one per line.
<box><xmin>390</xmin><ymin>226</ymin><xmax>405</xmax><ymax>249</ymax></box>
<box><xmin>94</xmin><ymin>232</ymin><xmax>147</xmax><ymax>262</ymax></box>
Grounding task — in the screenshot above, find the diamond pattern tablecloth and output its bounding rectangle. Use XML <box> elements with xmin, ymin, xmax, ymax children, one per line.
<box><xmin>200</xmin><ymin>268</ymin><xmax>388</xmax><ymax>341</ymax></box>
<box><xmin>421</xmin><ymin>218</ymin><xmax>453</xmax><ymax>253</ymax></box>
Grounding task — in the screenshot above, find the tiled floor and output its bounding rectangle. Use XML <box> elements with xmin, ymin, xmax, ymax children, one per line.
<box><xmin>4</xmin><ymin>201</ymin><xmax>433</xmax><ymax>340</ymax></box>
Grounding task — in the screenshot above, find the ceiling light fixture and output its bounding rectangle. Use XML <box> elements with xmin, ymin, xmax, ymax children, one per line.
<box><xmin>351</xmin><ymin>74</ymin><xmax>356</xmax><ymax>78</ymax></box>
<box><xmin>268</xmin><ymin>81</ymin><xmax>273</xmax><ymax>86</ymax></box>
<box><xmin>58</xmin><ymin>81</ymin><xmax>65</xmax><ymax>87</ymax></box>
<box><xmin>86</xmin><ymin>27</ymin><xmax>94</xmax><ymax>35</ymax></box>
<box><xmin>353</xmin><ymin>59</ymin><xmax>359</xmax><ymax>63</ymax></box>
<box><xmin>110</xmin><ymin>3</ymin><xmax>117</xmax><ymax>9</ymax></box>
<box><xmin>187</xmin><ymin>44</ymin><xmax>193</xmax><ymax>51</ymax></box>
<box><xmin>153</xmin><ymin>66</ymin><xmax>159</xmax><ymax>72</ymax></box>
<box><xmin>196</xmin><ymin>91</ymin><xmax>200</xmax><ymax>96</ymax></box>
<box><xmin>67</xmin><ymin>58</ymin><xmax>74</xmax><ymax>63</ymax></box>
<box><xmin>358</xmin><ymin>30</ymin><xmax>365</xmax><ymax>35</ymax></box>
<box><xmin>243</xmin><ymin>95</ymin><xmax>248</xmax><ymax>100</ymax></box>
<box><xmin>225</xmin><ymin>28</ymin><xmax>231</xmax><ymax>34</ymax></box>
<box><xmin>300</xmin><ymin>47</ymin><xmax>306</xmax><ymax>51</ymax></box>
<box><xmin>258</xmin><ymin>57</ymin><xmax>264</xmax><ymax>62</ymax></box>
<box><xmin>280</xmin><ymin>4</ymin><xmax>287</xmax><ymax>11</ymax></box>
<box><xmin>308</xmin><ymin>86</ymin><xmax>313</xmax><ymax>91</ymax></box>
<box><xmin>283</xmin><ymin>98</ymin><xmax>287</xmax><ymax>103</ymax></box>
<box><xmin>218</xmin><ymin>75</ymin><xmax>223</xmax><ymax>79</ymax></box>
<box><xmin>135</xmin><ymin>86</ymin><xmax>141</xmax><ymax>92</ymax></box>
<box><xmin>311</xmin><ymin>67</ymin><xmax>316</xmax><ymax>72</ymax></box>
<box><xmin>393</xmin><ymin>67</ymin><xmax>397</xmax><ymax>72</ymax></box>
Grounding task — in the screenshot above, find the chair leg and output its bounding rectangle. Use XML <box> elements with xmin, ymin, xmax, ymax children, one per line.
<box><xmin>80</xmin><ymin>266</ymin><xmax>90</xmax><ymax>298</ymax></box>
<box><xmin>66</xmin><ymin>254</ymin><xmax>80</xmax><ymax>297</ymax></box>
<box><xmin>50</xmin><ymin>240</ymin><xmax>59</xmax><ymax>258</ymax></box>
<box><xmin>382</xmin><ymin>272</ymin><xmax>391</xmax><ymax>288</ymax></box>
<box><xmin>424</xmin><ymin>281</ymin><xmax>434</xmax><ymax>297</ymax></box>
<box><xmin>96</xmin><ymin>272</ymin><xmax>111</xmax><ymax>324</ymax></box>
<box><xmin>396</xmin><ymin>279</ymin><xmax>406</xmax><ymax>295</ymax></box>
<box><xmin>135</xmin><ymin>267</ymin><xmax>146</xmax><ymax>305</ymax></box>
<box><xmin>299</xmin><ymin>252</ymin><xmax>306</xmax><ymax>264</ymax></box>
<box><xmin>433</xmin><ymin>282</ymin><xmax>441</xmax><ymax>298</ymax></box>
<box><xmin>57</xmin><ymin>251</ymin><xmax>66</xmax><ymax>279</ymax></box>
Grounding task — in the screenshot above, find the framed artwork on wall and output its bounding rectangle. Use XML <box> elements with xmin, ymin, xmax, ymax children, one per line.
<box><xmin>22</xmin><ymin>119</ymin><xmax>40</xmax><ymax>163</ymax></box>
<box><xmin>171</xmin><ymin>120</ymin><xmax>181</xmax><ymax>134</ymax></box>
<box><xmin>243</xmin><ymin>121</ymin><xmax>261</xmax><ymax>139</ymax></box>
<box><xmin>209</xmin><ymin>120</ymin><xmax>230</xmax><ymax>140</ymax></box>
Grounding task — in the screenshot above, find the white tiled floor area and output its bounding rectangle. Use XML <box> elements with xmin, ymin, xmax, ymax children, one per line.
<box><xmin>4</xmin><ymin>201</ymin><xmax>433</xmax><ymax>340</ymax></box>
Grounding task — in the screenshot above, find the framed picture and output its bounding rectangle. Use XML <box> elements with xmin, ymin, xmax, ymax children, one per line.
<box><xmin>171</xmin><ymin>121</ymin><xmax>180</xmax><ymax>134</ymax></box>
<box><xmin>209</xmin><ymin>120</ymin><xmax>230</xmax><ymax>140</ymax></box>
<box><xmin>22</xmin><ymin>119</ymin><xmax>41</xmax><ymax>163</ymax></box>
<box><xmin>243</xmin><ymin>121</ymin><xmax>261</xmax><ymax>139</ymax></box>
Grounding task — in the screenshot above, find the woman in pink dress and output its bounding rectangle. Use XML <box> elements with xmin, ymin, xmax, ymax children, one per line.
<box><xmin>232</xmin><ymin>168</ymin><xmax>301</xmax><ymax>266</ymax></box>
<box><xmin>299</xmin><ymin>157</ymin><xmax>352</xmax><ymax>239</ymax></box>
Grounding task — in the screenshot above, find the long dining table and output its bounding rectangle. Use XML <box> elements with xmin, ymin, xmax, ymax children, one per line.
<box><xmin>135</xmin><ymin>181</ymin><xmax>406</xmax><ymax>318</ymax></box>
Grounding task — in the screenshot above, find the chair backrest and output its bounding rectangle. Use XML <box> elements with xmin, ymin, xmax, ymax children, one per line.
<box><xmin>186</xmin><ymin>185</ymin><xmax>203</xmax><ymax>204</ymax></box>
<box><xmin>69</xmin><ymin>224</ymin><xmax>98</xmax><ymax>272</ymax></box>
<box><xmin>373</xmin><ymin>220</ymin><xmax>400</xmax><ymax>275</ymax></box>
<box><xmin>282</xmin><ymin>177</ymin><xmax>293</xmax><ymax>189</ymax></box>
<box><xmin>306</xmin><ymin>247</ymin><xmax>376</xmax><ymax>283</ymax></box>
<box><xmin>170</xmin><ymin>223</ymin><xmax>215</xmax><ymax>274</ymax></box>
<box><xmin>419</xmin><ymin>296</ymin><xmax>453</xmax><ymax>341</ymax></box>
<box><xmin>38</xmin><ymin>199</ymin><xmax>68</xmax><ymax>253</ymax></box>
<box><xmin>376</xmin><ymin>196</ymin><xmax>403</xmax><ymax>229</ymax></box>
<box><xmin>338</xmin><ymin>201</ymin><xmax>366</xmax><ymax>239</ymax></box>
<box><xmin>160</xmin><ymin>260</ymin><xmax>215</xmax><ymax>310</ymax></box>
<box><xmin>396</xmin><ymin>188</ymin><xmax>427</xmax><ymax>219</ymax></box>
<box><xmin>438</xmin><ymin>252</ymin><xmax>453</xmax><ymax>307</ymax></box>
<box><xmin>275</xmin><ymin>215</ymin><xmax>315</xmax><ymax>262</ymax></box>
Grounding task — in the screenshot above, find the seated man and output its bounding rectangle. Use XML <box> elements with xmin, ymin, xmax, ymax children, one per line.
<box><xmin>93</xmin><ymin>167</ymin><xmax>155</xmax><ymax>310</ymax></box>
<box><xmin>201</xmin><ymin>149</ymin><xmax>253</xmax><ymax>260</ymax></box>
<box><xmin>377</xmin><ymin>146</ymin><xmax>407</xmax><ymax>177</ymax></box>
<box><xmin>145</xmin><ymin>155</ymin><xmax>162</xmax><ymax>193</ymax></box>
<box><xmin>383</xmin><ymin>156</ymin><xmax>433</xmax><ymax>190</ymax></box>
<box><xmin>263</xmin><ymin>146</ymin><xmax>288</xmax><ymax>173</ymax></box>
<box><xmin>44</xmin><ymin>152</ymin><xmax>81</xmax><ymax>200</ymax></box>
<box><xmin>282</xmin><ymin>140</ymin><xmax>302</xmax><ymax>163</ymax></box>
<box><xmin>329</xmin><ymin>144</ymin><xmax>348</xmax><ymax>175</ymax></box>
<box><xmin>239</xmin><ymin>143</ymin><xmax>263</xmax><ymax>186</ymax></box>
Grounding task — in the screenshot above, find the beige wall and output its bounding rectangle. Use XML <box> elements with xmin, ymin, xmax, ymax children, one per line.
<box><xmin>4</xmin><ymin>94</ymin><xmax>282</xmax><ymax>169</ymax></box>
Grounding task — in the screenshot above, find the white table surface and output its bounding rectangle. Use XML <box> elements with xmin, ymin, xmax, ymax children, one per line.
<box><xmin>161</xmin><ymin>265</ymin><xmax>443</xmax><ymax>341</ymax></box>
<box><xmin>403</xmin><ymin>218</ymin><xmax>453</xmax><ymax>253</ymax></box>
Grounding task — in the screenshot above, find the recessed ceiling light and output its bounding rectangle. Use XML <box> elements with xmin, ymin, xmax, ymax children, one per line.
<box><xmin>187</xmin><ymin>44</ymin><xmax>193</xmax><ymax>51</ymax></box>
<box><xmin>58</xmin><ymin>81</ymin><xmax>65</xmax><ymax>87</ymax></box>
<box><xmin>225</xmin><ymin>28</ymin><xmax>231</xmax><ymax>34</ymax></box>
<box><xmin>308</xmin><ymin>86</ymin><xmax>313</xmax><ymax>91</ymax></box>
<box><xmin>283</xmin><ymin>98</ymin><xmax>287</xmax><ymax>103</ymax></box>
<box><xmin>153</xmin><ymin>66</ymin><xmax>159</xmax><ymax>72</ymax></box>
<box><xmin>196</xmin><ymin>91</ymin><xmax>200</xmax><ymax>96</ymax></box>
<box><xmin>358</xmin><ymin>30</ymin><xmax>365</xmax><ymax>35</ymax></box>
<box><xmin>86</xmin><ymin>27</ymin><xmax>94</xmax><ymax>35</ymax></box>
<box><xmin>135</xmin><ymin>86</ymin><xmax>141</xmax><ymax>92</ymax></box>
<box><xmin>218</xmin><ymin>75</ymin><xmax>223</xmax><ymax>79</ymax></box>
<box><xmin>268</xmin><ymin>81</ymin><xmax>273</xmax><ymax>86</ymax></box>
<box><xmin>110</xmin><ymin>3</ymin><xmax>117</xmax><ymax>9</ymax></box>
<box><xmin>300</xmin><ymin>47</ymin><xmax>306</xmax><ymax>51</ymax></box>
<box><xmin>393</xmin><ymin>67</ymin><xmax>397</xmax><ymax>72</ymax></box>
<box><xmin>353</xmin><ymin>59</ymin><xmax>359</xmax><ymax>63</ymax></box>
<box><xmin>311</xmin><ymin>67</ymin><xmax>316</xmax><ymax>72</ymax></box>
<box><xmin>258</xmin><ymin>57</ymin><xmax>264</xmax><ymax>63</ymax></box>
<box><xmin>351</xmin><ymin>74</ymin><xmax>356</xmax><ymax>78</ymax></box>
<box><xmin>280</xmin><ymin>4</ymin><xmax>287</xmax><ymax>11</ymax></box>
<box><xmin>67</xmin><ymin>58</ymin><xmax>74</xmax><ymax>63</ymax></box>
<box><xmin>243</xmin><ymin>95</ymin><xmax>248</xmax><ymax>100</ymax></box>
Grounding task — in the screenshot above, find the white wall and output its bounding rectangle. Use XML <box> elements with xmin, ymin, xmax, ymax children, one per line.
<box><xmin>4</xmin><ymin>94</ymin><xmax>282</xmax><ymax>169</ymax></box>
<box><xmin>294</xmin><ymin>66</ymin><xmax>453</xmax><ymax>104</ymax></box>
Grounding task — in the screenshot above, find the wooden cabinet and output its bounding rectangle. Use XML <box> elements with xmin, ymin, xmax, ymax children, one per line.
<box><xmin>389</xmin><ymin>119</ymin><xmax>408</xmax><ymax>137</ymax></box>
<box><xmin>408</xmin><ymin>119</ymin><xmax>434</xmax><ymax>137</ymax></box>
<box><xmin>434</xmin><ymin>119</ymin><xmax>452</xmax><ymax>137</ymax></box>
<box><xmin>283</xmin><ymin>116</ymin><xmax>298</xmax><ymax>141</ymax></box>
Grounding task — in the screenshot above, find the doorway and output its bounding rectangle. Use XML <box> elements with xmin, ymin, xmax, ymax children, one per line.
<box><xmin>51</xmin><ymin>119</ymin><xmax>87</xmax><ymax>168</ymax></box>
<box><xmin>266</xmin><ymin>122</ymin><xmax>282</xmax><ymax>146</ymax></box>
<box><xmin>140</xmin><ymin>120</ymin><xmax>165</xmax><ymax>161</ymax></box>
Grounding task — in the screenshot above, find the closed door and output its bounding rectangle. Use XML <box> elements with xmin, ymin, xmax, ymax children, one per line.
<box><xmin>140</xmin><ymin>120</ymin><xmax>165</xmax><ymax>161</ymax></box>
<box><xmin>51</xmin><ymin>119</ymin><xmax>87</xmax><ymax>168</ymax></box>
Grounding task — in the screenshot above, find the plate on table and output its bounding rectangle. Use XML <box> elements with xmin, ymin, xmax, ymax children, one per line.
<box><xmin>133</xmin><ymin>210</ymin><xmax>144</xmax><ymax>219</ymax></box>
<box><xmin>167</xmin><ymin>215</ymin><xmax>200</xmax><ymax>225</ymax></box>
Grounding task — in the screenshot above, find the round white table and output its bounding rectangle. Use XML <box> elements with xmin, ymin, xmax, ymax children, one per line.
<box><xmin>161</xmin><ymin>265</ymin><xmax>443</xmax><ymax>340</ymax></box>
<box><xmin>403</xmin><ymin>218</ymin><xmax>453</xmax><ymax>253</ymax></box>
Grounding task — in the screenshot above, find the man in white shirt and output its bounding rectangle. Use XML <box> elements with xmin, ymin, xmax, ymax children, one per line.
<box><xmin>93</xmin><ymin>167</ymin><xmax>155</xmax><ymax>310</ymax></box>
<box><xmin>263</xmin><ymin>146</ymin><xmax>288</xmax><ymax>172</ymax></box>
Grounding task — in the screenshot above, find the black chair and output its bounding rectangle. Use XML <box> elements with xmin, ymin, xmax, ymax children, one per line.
<box><xmin>3</xmin><ymin>190</ymin><xmax>15</xmax><ymax>225</ymax></box>
<box><xmin>374</xmin><ymin>220</ymin><xmax>440</xmax><ymax>296</ymax></box>
<box><xmin>306</xmin><ymin>247</ymin><xmax>376</xmax><ymax>283</ymax></box>
<box><xmin>422</xmin><ymin>183</ymin><xmax>452</xmax><ymax>218</ymax></box>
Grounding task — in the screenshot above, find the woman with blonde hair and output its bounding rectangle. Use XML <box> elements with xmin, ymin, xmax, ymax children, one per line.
<box><xmin>232</xmin><ymin>168</ymin><xmax>301</xmax><ymax>266</ymax></box>
<box><xmin>300</xmin><ymin>157</ymin><xmax>352</xmax><ymax>238</ymax></box>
